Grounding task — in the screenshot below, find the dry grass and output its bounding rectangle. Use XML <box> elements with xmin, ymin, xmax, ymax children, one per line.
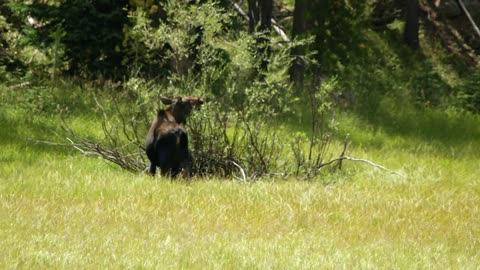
<box><xmin>1</xmin><ymin>153</ymin><xmax>479</xmax><ymax>268</ymax></box>
<box><xmin>1</xmin><ymin>104</ymin><xmax>480</xmax><ymax>269</ymax></box>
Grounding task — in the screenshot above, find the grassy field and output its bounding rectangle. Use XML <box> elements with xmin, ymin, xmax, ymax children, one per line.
<box><xmin>2</xmin><ymin>0</ymin><xmax>480</xmax><ymax>267</ymax></box>
<box><xmin>1</xmin><ymin>98</ymin><xmax>479</xmax><ymax>269</ymax></box>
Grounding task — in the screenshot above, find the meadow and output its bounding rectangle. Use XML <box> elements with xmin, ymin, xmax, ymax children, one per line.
<box><xmin>2</xmin><ymin>0</ymin><xmax>480</xmax><ymax>268</ymax></box>
<box><xmin>1</xmin><ymin>93</ymin><xmax>479</xmax><ymax>269</ymax></box>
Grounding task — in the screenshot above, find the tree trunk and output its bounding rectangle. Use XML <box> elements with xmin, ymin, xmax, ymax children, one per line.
<box><xmin>247</xmin><ymin>0</ymin><xmax>259</xmax><ymax>33</ymax></box>
<box><xmin>259</xmin><ymin>0</ymin><xmax>272</xmax><ymax>32</ymax></box>
<box><xmin>247</xmin><ymin>0</ymin><xmax>272</xmax><ymax>80</ymax></box>
<box><xmin>258</xmin><ymin>0</ymin><xmax>272</xmax><ymax>78</ymax></box>
<box><xmin>290</xmin><ymin>0</ymin><xmax>306</xmax><ymax>87</ymax></box>
<box><xmin>404</xmin><ymin>0</ymin><xmax>420</xmax><ymax>49</ymax></box>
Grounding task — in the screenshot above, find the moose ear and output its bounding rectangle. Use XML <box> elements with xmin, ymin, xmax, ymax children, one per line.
<box><xmin>159</xmin><ymin>96</ymin><xmax>173</xmax><ymax>105</ymax></box>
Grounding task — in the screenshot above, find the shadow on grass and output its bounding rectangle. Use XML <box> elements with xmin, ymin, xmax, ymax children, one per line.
<box><xmin>0</xmin><ymin>108</ymin><xmax>74</xmax><ymax>159</ymax></box>
<box><xmin>331</xmin><ymin>30</ymin><xmax>480</xmax><ymax>152</ymax></box>
<box><xmin>350</xmin><ymin>106</ymin><xmax>480</xmax><ymax>146</ymax></box>
<box><xmin>284</xmin><ymin>100</ymin><xmax>479</xmax><ymax>153</ymax></box>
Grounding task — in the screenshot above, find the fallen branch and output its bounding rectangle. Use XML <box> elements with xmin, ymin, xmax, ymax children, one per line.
<box><xmin>272</xmin><ymin>22</ymin><xmax>290</xmax><ymax>43</ymax></box>
<box><xmin>30</xmin><ymin>117</ymin><xmax>147</xmax><ymax>173</ymax></box>
<box><xmin>322</xmin><ymin>156</ymin><xmax>404</xmax><ymax>177</ymax></box>
<box><xmin>8</xmin><ymin>81</ymin><xmax>32</xmax><ymax>90</ymax></box>
<box><xmin>320</xmin><ymin>134</ymin><xmax>403</xmax><ymax>177</ymax></box>
<box><xmin>230</xmin><ymin>160</ymin><xmax>247</xmax><ymax>182</ymax></box>
<box><xmin>455</xmin><ymin>0</ymin><xmax>480</xmax><ymax>39</ymax></box>
<box><xmin>232</xmin><ymin>2</ymin><xmax>249</xmax><ymax>21</ymax></box>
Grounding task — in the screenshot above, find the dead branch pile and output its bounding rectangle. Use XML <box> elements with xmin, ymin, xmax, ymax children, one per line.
<box><xmin>32</xmin><ymin>96</ymin><xmax>403</xmax><ymax>180</ymax></box>
<box><xmin>60</xmin><ymin>123</ymin><xmax>146</xmax><ymax>173</ymax></box>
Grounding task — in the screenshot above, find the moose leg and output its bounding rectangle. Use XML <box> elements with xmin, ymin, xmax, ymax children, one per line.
<box><xmin>158</xmin><ymin>149</ymin><xmax>174</xmax><ymax>177</ymax></box>
<box><xmin>159</xmin><ymin>165</ymin><xmax>171</xmax><ymax>177</ymax></box>
<box><xmin>181</xmin><ymin>159</ymin><xmax>191</xmax><ymax>179</ymax></box>
<box><xmin>158</xmin><ymin>157</ymin><xmax>170</xmax><ymax>177</ymax></box>
<box><xmin>180</xmin><ymin>134</ymin><xmax>191</xmax><ymax>179</ymax></box>
<box><xmin>148</xmin><ymin>162</ymin><xmax>157</xmax><ymax>175</ymax></box>
<box><xmin>170</xmin><ymin>164</ymin><xmax>182</xmax><ymax>178</ymax></box>
<box><xmin>146</xmin><ymin>140</ymin><xmax>157</xmax><ymax>176</ymax></box>
<box><xmin>153</xmin><ymin>134</ymin><xmax>175</xmax><ymax>177</ymax></box>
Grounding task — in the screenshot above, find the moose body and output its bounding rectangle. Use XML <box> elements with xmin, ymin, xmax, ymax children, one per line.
<box><xmin>146</xmin><ymin>96</ymin><xmax>203</xmax><ymax>178</ymax></box>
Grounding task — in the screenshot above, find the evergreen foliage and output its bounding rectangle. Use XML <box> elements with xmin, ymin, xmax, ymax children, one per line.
<box><xmin>1</xmin><ymin>0</ymin><xmax>478</xmax><ymax>112</ymax></box>
<box><xmin>6</xmin><ymin>0</ymin><xmax>128</xmax><ymax>77</ymax></box>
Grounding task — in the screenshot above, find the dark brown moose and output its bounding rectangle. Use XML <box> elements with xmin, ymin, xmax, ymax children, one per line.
<box><xmin>146</xmin><ymin>96</ymin><xmax>203</xmax><ymax>178</ymax></box>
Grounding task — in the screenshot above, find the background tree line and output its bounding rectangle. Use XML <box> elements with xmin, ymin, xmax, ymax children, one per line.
<box><xmin>1</xmin><ymin>0</ymin><xmax>479</xmax><ymax>110</ymax></box>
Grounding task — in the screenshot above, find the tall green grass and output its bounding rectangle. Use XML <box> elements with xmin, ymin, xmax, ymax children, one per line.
<box><xmin>1</xmin><ymin>162</ymin><xmax>479</xmax><ymax>268</ymax></box>
<box><xmin>2</xmin><ymin>3</ymin><xmax>480</xmax><ymax>267</ymax></box>
<box><xmin>1</xmin><ymin>91</ymin><xmax>479</xmax><ymax>268</ymax></box>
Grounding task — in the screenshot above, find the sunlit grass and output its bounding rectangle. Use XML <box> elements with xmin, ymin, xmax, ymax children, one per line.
<box><xmin>1</xmin><ymin>158</ymin><xmax>479</xmax><ymax>268</ymax></box>
<box><xmin>1</xmin><ymin>90</ymin><xmax>480</xmax><ymax>268</ymax></box>
<box><xmin>1</xmin><ymin>149</ymin><xmax>479</xmax><ymax>266</ymax></box>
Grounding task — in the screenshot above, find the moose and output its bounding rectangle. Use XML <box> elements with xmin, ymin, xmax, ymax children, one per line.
<box><xmin>146</xmin><ymin>96</ymin><xmax>203</xmax><ymax>178</ymax></box>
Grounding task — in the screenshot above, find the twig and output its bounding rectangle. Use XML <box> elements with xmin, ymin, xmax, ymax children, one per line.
<box><xmin>230</xmin><ymin>160</ymin><xmax>247</xmax><ymax>182</ymax></box>
<box><xmin>242</xmin><ymin>118</ymin><xmax>268</xmax><ymax>174</ymax></box>
<box><xmin>94</xmin><ymin>96</ymin><xmax>108</xmax><ymax>121</ymax></box>
<box><xmin>272</xmin><ymin>23</ymin><xmax>290</xmax><ymax>43</ymax></box>
<box><xmin>331</xmin><ymin>134</ymin><xmax>349</xmax><ymax>172</ymax></box>
<box><xmin>28</xmin><ymin>138</ymin><xmax>70</xmax><ymax>147</ymax></box>
<box><xmin>344</xmin><ymin>156</ymin><xmax>404</xmax><ymax>177</ymax></box>
<box><xmin>50</xmin><ymin>119</ymin><xmax>146</xmax><ymax>173</ymax></box>
<box><xmin>321</xmin><ymin>156</ymin><xmax>404</xmax><ymax>177</ymax></box>
<box><xmin>232</xmin><ymin>2</ymin><xmax>249</xmax><ymax>21</ymax></box>
<box><xmin>27</xmin><ymin>49</ymin><xmax>39</xmax><ymax>64</ymax></box>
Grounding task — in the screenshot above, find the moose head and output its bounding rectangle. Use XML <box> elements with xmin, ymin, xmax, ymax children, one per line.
<box><xmin>158</xmin><ymin>96</ymin><xmax>204</xmax><ymax>124</ymax></box>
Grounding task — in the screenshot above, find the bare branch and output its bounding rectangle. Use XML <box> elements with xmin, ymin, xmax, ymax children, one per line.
<box><xmin>232</xmin><ymin>2</ymin><xmax>249</xmax><ymax>21</ymax></box>
<box><xmin>8</xmin><ymin>82</ymin><xmax>32</xmax><ymax>90</ymax></box>
<box><xmin>231</xmin><ymin>2</ymin><xmax>290</xmax><ymax>42</ymax></box>
<box><xmin>331</xmin><ymin>134</ymin><xmax>349</xmax><ymax>172</ymax></box>
<box><xmin>230</xmin><ymin>160</ymin><xmax>247</xmax><ymax>182</ymax></box>
<box><xmin>28</xmin><ymin>138</ymin><xmax>70</xmax><ymax>147</ymax></box>
<box><xmin>321</xmin><ymin>155</ymin><xmax>404</xmax><ymax>178</ymax></box>
<box><xmin>455</xmin><ymin>0</ymin><xmax>480</xmax><ymax>39</ymax></box>
<box><xmin>272</xmin><ymin>23</ymin><xmax>290</xmax><ymax>43</ymax></box>
<box><xmin>242</xmin><ymin>118</ymin><xmax>268</xmax><ymax>174</ymax></box>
